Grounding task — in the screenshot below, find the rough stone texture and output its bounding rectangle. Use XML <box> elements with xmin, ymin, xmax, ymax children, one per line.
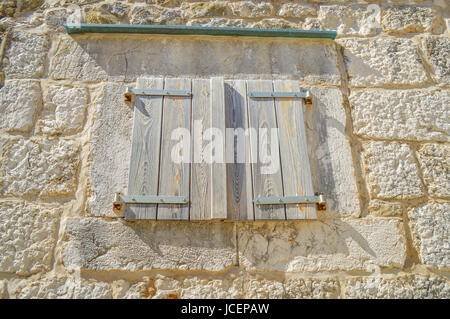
<box><xmin>408</xmin><ymin>202</ymin><xmax>449</xmax><ymax>269</ymax></box>
<box><xmin>362</xmin><ymin>142</ymin><xmax>424</xmax><ymax>200</ymax></box>
<box><xmin>0</xmin><ymin>137</ymin><xmax>79</xmax><ymax>198</ymax></box>
<box><xmin>44</xmin><ymin>8</ymin><xmax>68</xmax><ymax>28</ymax></box>
<box><xmin>368</xmin><ymin>200</ymin><xmax>403</xmax><ymax>218</ymax></box>
<box><xmin>284</xmin><ymin>278</ymin><xmax>340</xmax><ymax>299</ymax></box>
<box><xmin>88</xmin><ymin>82</ymin><xmax>132</xmax><ymax>217</ymax></box>
<box><xmin>349</xmin><ymin>89</ymin><xmax>449</xmax><ymax>142</ymax></box>
<box><xmin>63</xmin><ymin>218</ymin><xmax>236</xmax><ymax>272</ymax></box>
<box><xmin>115</xmin><ymin>274</ymin><xmax>340</xmax><ymax>299</ymax></box>
<box><xmin>129</xmin><ymin>6</ymin><xmax>185</xmax><ymax>25</ymax></box>
<box><xmin>36</xmin><ymin>85</ymin><xmax>88</xmax><ymax>135</ymax></box>
<box><xmin>305</xmin><ymin>87</ymin><xmax>361</xmax><ymax>217</ymax></box>
<box><xmin>344</xmin><ymin>275</ymin><xmax>450</xmax><ymax>299</ymax></box>
<box><xmin>382</xmin><ymin>6</ymin><xmax>438</xmax><ymax>34</ymax></box>
<box><xmin>0</xmin><ymin>80</ymin><xmax>41</xmax><ymax>133</ymax></box>
<box><xmin>417</xmin><ymin>144</ymin><xmax>450</xmax><ymax>198</ymax></box>
<box><xmin>339</xmin><ymin>38</ymin><xmax>429</xmax><ymax>87</ymax></box>
<box><xmin>230</xmin><ymin>2</ymin><xmax>273</xmax><ymax>18</ymax></box>
<box><xmin>277</xmin><ymin>3</ymin><xmax>316</xmax><ymax>19</ymax></box>
<box><xmin>49</xmin><ymin>36</ymin><xmax>108</xmax><ymax>82</ymax></box>
<box><xmin>51</xmin><ymin>35</ymin><xmax>340</xmax><ymax>84</ymax></box>
<box><xmin>0</xmin><ymin>280</ymin><xmax>5</xmax><ymax>299</ymax></box>
<box><xmin>0</xmin><ymin>202</ymin><xmax>60</xmax><ymax>275</ymax></box>
<box><xmin>251</xmin><ymin>18</ymin><xmax>298</xmax><ymax>29</ymax></box>
<box><xmin>421</xmin><ymin>36</ymin><xmax>450</xmax><ymax>85</ymax></box>
<box><xmin>181</xmin><ymin>1</ymin><xmax>229</xmax><ymax>19</ymax></box>
<box><xmin>318</xmin><ymin>5</ymin><xmax>381</xmax><ymax>36</ymax></box>
<box><xmin>238</xmin><ymin>219</ymin><xmax>406</xmax><ymax>272</ymax></box>
<box><xmin>2</xmin><ymin>30</ymin><xmax>49</xmax><ymax>79</ymax></box>
<box><xmin>8</xmin><ymin>274</ymin><xmax>112</xmax><ymax>299</ymax></box>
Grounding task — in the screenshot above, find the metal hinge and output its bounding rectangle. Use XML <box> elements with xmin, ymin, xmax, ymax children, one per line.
<box><xmin>124</xmin><ymin>87</ymin><xmax>192</xmax><ymax>101</ymax></box>
<box><xmin>249</xmin><ymin>90</ymin><xmax>312</xmax><ymax>105</ymax></box>
<box><xmin>113</xmin><ymin>192</ymin><xmax>189</xmax><ymax>211</ymax></box>
<box><xmin>253</xmin><ymin>193</ymin><xmax>326</xmax><ymax>211</ymax></box>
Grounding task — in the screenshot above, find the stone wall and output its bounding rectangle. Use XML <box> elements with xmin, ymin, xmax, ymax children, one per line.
<box><xmin>0</xmin><ymin>0</ymin><xmax>449</xmax><ymax>299</ymax></box>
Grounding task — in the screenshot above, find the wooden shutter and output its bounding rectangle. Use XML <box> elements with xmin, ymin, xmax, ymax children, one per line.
<box><xmin>225</xmin><ymin>79</ymin><xmax>317</xmax><ymax>220</ymax></box>
<box><xmin>125</xmin><ymin>77</ymin><xmax>227</xmax><ymax>220</ymax></box>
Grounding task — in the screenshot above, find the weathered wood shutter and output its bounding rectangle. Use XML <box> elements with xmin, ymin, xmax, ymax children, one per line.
<box><xmin>225</xmin><ymin>79</ymin><xmax>317</xmax><ymax>220</ymax></box>
<box><xmin>125</xmin><ymin>77</ymin><xmax>227</xmax><ymax>220</ymax></box>
<box><xmin>122</xmin><ymin>77</ymin><xmax>318</xmax><ymax>220</ymax></box>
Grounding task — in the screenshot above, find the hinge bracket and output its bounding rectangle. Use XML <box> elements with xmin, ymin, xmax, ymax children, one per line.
<box><xmin>113</xmin><ymin>192</ymin><xmax>189</xmax><ymax>211</ymax></box>
<box><xmin>249</xmin><ymin>90</ymin><xmax>312</xmax><ymax>104</ymax></box>
<box><xmin>124</xmin><ymin>87</ymin><xmax>192</xmax><ymax>101</ymax></box>
<box><xmin>254</xmin><ymin>194</ymin><xmax>326</xmax><ymax>211</ymax></box>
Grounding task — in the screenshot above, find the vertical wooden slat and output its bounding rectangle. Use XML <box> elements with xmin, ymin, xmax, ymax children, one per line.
<box><xmin>190</xmin><ymin>79</ymin><xmax>212</xmax><ymax>220</ymax></box>
<box><xmin>210</xmin><ymin>77</ymin><xmax>227</xmax><ymax>220</ymax></box>
<box><xmin>246</xmin><ymin>80</ymin><xmax>286</xmax><ymax>220</ymax></box>
<box><xmin>224</xmin><ymin>80</ymin><xmax>254</xmax><ymax>220</ymax></box>
<box><xmin>125</xmin><ymin>77</ymin><xmax>163</xmax><ymax>220</ymax></box>
<box><xmin>274</xmin><ymin>80</ymin><xmax>317</xmax><ymax>219</ymax></box>
<box><xmin>157</xmin><ymin>78</ymin><xmax>191</xmax><ymax>220</ymax></box>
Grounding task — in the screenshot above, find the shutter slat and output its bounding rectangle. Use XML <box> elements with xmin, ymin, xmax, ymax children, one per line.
<box><xmin>247</xmin><ymin>80</ymin><xmax>286</xmax><ymax>220</ymax></box>
<box><xmin>157</xmin><ymin>78</ymin><xmax>191</xmax><ymax>220</ymax></box>
<box><xmin>225</xmin><ymin>80</ymin><xmax>254</xmax><ymax>220</ymax></box>
<box><xmin>210</xmin><ymin>78</ymin><xmax>228</xmax><ymax>220</ymax></box>
<box><xmin>125</xmin><ymin>77</ymin><xmax>164</xmax><ymax>220</ymax></box>
<box><xmin>190</xmin><ymin>79</ymin><xmax>212</xmax><ymax>220</ymax></box>
<box><xmin>273</xmin><ymin>80</ymin><xmax>317</xmax><ymax>219</ymax></box>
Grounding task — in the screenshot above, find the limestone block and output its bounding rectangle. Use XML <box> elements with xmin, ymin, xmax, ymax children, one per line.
<box><xmin>238</xmin><ymin>219</ymin><xmax>406</xmax><ymax>272</ymax></box>
<box><xmin>230</xmin><ymin>2</ymin><xmax>273</xmax><ymax>18</ymax></box>
<box><xmin>417</xmin><ymin>144</ymin><xmax>449</xmax><ymax>198</ymax></box>
<box><xmin>8</xmin><ymin>274</ymin><xmax>112</xmax><ymax>299</ymax></box>
<box><xmin>0</xmin><ymin>202</ymin><xmax>60</xmax><ymax>275</ymax></box>
<box><xmin>362</xmin><ymin>142</ymin><xmax>424</xmax><ymax>200</ymax></box>
<box><xmin>251</xmin><ymin>18</ymin><xmax>298</xmax><ymax>30</ymax></box>
<box><xmin>304</xmin><ymin>87</ymin><xmax>361</xmax><ymax>217</ymax></box>
<box><xmin>344</xmin><ymin>275</ymin><xmax>450</xmax><ymax>299</ymax></box>
<box><xmin>349</xmin><ymin>89</ymin><xmax>449</xmax><ymax>142</ymax></box>
<box><xmin>99</xmin><ymin>2</ymin><xmax>129</xmax><ymax>18</ymax></box>
<box><xmin>187</xmin><ymin>18</ymin><xmax>247</xmax><ymax>28</ymax></box>
<box><xmin>88</xmin><ymin>83</ymin><xmax>132</xmax><ymax>217</ymax></box>
<box><xmin>44</xmin><ymin>9</ymin><xmax>68</xmax><ymax>28</ymax></box>
<box><xmin>318</xmin><ymin>5</ymin><xmax>381</xmax><ymax>36</ymax></box>
<box><xmin>382</xmin><ymin>6</ymin><xmax>438</xmax><ymax>34</ymax></box>
<box><xmin>62</xmin><ymin>218</ymin><xmax>236</xmax><ymax>272</ymax></box>
<box><xmin>0</xmin><ymin>137</ymin><xmax>79</xmax><ymax>198</ymax></box>
<box><xmin>408</xmin><ymin>202</ymin><xmax>449</xmax><ymax>269</ymax></box>
<box><xmin>49</xmin><ymin>35</ymin><xmax>340</xmax><ymax>84</ymax></box>
<box><xmin>277</xmin><ymin>4</ymin><xmax>316</xmax><ymax>19</ymax></box>
<box><xmin>0</xmin><ymin>80</ymin><xmax>41</xmax><ymax>133</ymax></box>
<box><xmin>181</xmin><ymin>2</ymin><xmax>230</xmax><ymax>19</ymax></box>
<box><xmin>2</xmin><ymin>30</ymin><xmax>49</xmax><ymax>78</ymax></box>
<box><xmin>338</xmin><ymin>38</ymin><xmax>429</xmax><ymax>87</ymax></box>
<box><xmin>368</xmin><ymin>200</ymin><xmax>403</xmax><ymax>218</ymax></box>
<box><xmin>284</xmin><ymin>278</ymin><xmax>340</xmax><ymax>299</ymax></box>
<box><xmin>421</xmin><ymin>36</ymin><xmax>450</xmax><ymax>85</ymax></box>
<box><xmin>49</xmin><ymin>37</ymin><xmax>108</xmax><ymax>81</ymax></box>
<box><xmin>130</xmin><ymin>6</ymin><xmax>184</xmax><ymax>25</ymax></box>
<box><xmin>36</xmin><ymin>85</ymin><xmax>88</xmax><ymax>135</ymax></box>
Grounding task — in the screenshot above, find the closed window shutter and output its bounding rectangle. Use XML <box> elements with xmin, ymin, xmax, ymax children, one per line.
<box><xmin>225</xmin><ymin>79</ymin><xmax>317</xmax><ymax>220</ymax></box>
<box><xmin>124</xmin><ymin>77</ymin><xmax>317</xmax><ymax>220</ymax></box>
<box><xmin>125</xmin><ymin>77</ymin><xmax>227</xmax><ymax>220</ymax></box>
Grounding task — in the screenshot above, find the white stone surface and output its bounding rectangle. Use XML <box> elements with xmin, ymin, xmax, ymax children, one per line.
<box><xmin>349</xmin><ymin>89</ymin><xmax>449</xmax><ymax>142</ymax></box>
<box><xmin>87</xmin><ymin>82</ymin><xmax>132</xmax><ymax>217</ymax></box>
<box><xmin>2</xmin><ymin>30</ymin><xmax>49</xmax><ymax>78</ymax></box>
<box><xmin>37</xmin><ymin>85</ymin><xmax>88</xmax><ymax>135</ymax></box>
<box><xmin>339</xmin><ymin>38</ymin><xmax>429</xmax><ymax>87</ymax></box>
<box><xmin>362</xmin><ymin>142</ymin><xmax>424</xmax><ymax>200</ymax></box>
<box><xmin>8</xmin><ymin>274</ymin><xmax>112</xmax><ymax>299</ymax></box>
<box><xmin>62</xmin><ymin>218</ymin><xmax>236</xmax><ymax>272</ymax></box>
<box><xmin>344</xmin><ymin>275</ymin><xmax>450</xmax><ymax>299</ymax></box>
<box><xmin>408</xmin><ymin>202</ymin><xmax>450</xmax><ymax>269</ymax></box>
<box><xmin>421</xmin><ymin>36</ymin><xmax>450</xmax><ymax>85</ymax></box>
<box><xmin>238</xmin><ymin>219</ymin><xmax>406</xmax><ymax>272</ymax></box>
<box><xmin>305</xmin><ymin>87</ymin><xmax>361</xmax><ymax>217</ymax></box>
<box><xmin>318</xmin><ymin>5</ymin><xmax>381</xmax><ymax>36</ymax></box>
<box><xmin>230</xmin><ymin>2</ymin><xmax>273</xmax><ymax>18</ymax></box>
<box><xmin>382</xmin><ymin>5</ymin><xmax>437</xmax><ymax>34</ymax></box>
<box><xmin>277</xmin><ymin>3</ymin><xmax>316</xmax><ymax>19</ymax></box>
<box><xmin>0</xmin><ymin>80</ymin><xmax>41</xmax><ymax>133</ymax></box>
<box><xmin>0</xmin><ymin>202</ymin><xmax>60</xmax><ymax>275</ymax></box>
<box><xmin>417</xmin><ymin>144</ymin><xmax>450</xmax><ymax>198</ymax></box>
<box><xmin>0</xmin><ymin>137</ymin><xmax>79</xmax><ymax>198</ymax></box>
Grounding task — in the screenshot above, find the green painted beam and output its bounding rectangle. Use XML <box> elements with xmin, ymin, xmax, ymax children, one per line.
<box><xmin>65</xmin><ymin>24</ymin><xmax>337</xmax><ymax>39</ymax></box>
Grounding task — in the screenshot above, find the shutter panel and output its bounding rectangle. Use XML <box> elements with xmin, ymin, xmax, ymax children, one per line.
<box><xmin>125</xmin><ymin>77</ymin><xmax>227</xmax><ymax>220</ymax></box>
<box><xmin>125</xmin><ymin>78</ymin><xmax>164</xmax><ymax>220</ymax></box>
